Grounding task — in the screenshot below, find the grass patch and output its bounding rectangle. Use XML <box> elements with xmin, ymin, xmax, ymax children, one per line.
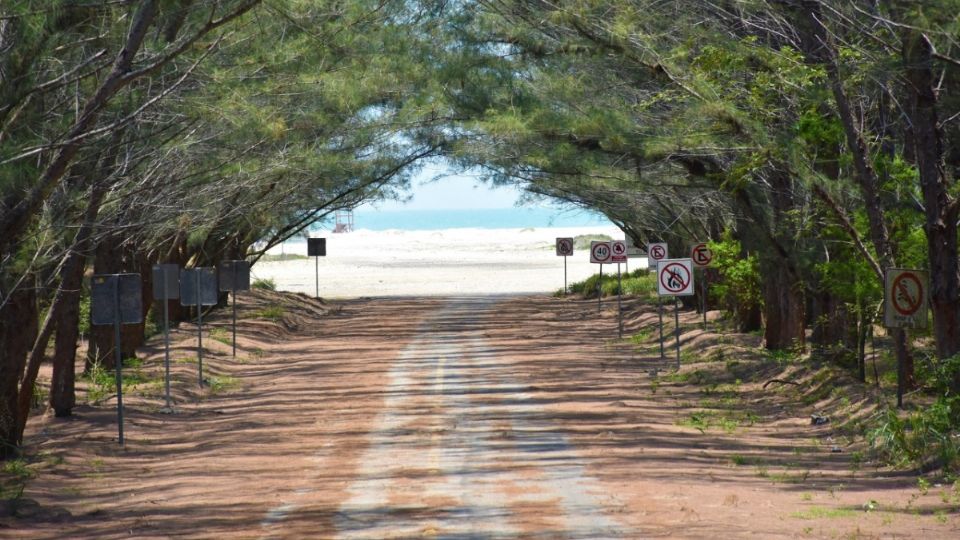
<box><xmin>252</xmin><ymin>278</ymin><xmax>277</xmax><ymax>291</ymax></box>
<box><xmin>83</xmin><ymin>358</ymin><xmax>160</xmax><ymax>403</ymax></box>
<box><xmin>209</xmin><ymin>327</ymin><xmax>232</xmax><ymax>346</ymax></box>
<box><xmin>254</xmin><ymin>305</ymin><xmax>285</xmax><ymax>321</ymax></box>
<box><xmin>258</xmin><ymin>254</ymin><xmax>308</xmax><ymax>262</ymax></box>
<box><xmin>790</xmin><ymin>506</ymin><xmax>858</xmax><ymax>520</ymax></box>
<box><xmin>1</xmin><ymin>459</ymin><xmax>35</xmax><ymax>500</ymax></box>
<box><xmin>567</xmin><ymin>269</ymin><xmax>655</xmax><ymax>299</ymax></box>
<box><xmin>207</xmin><ymin>375</ymin><xmax>241</xmax><ymax>395</ymax></box>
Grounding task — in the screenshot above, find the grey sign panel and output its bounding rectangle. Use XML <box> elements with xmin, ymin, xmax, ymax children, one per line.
<box><xmin>91</xmin><ymin>274</ymin><xmax>143</xmax><ymax>326</ymax></box>
<box><xmin>307</xmin><ymin>237</ymin><xmax>326</xmax><ymax>257</ymax></box>
<box><xmin>218</xmin><ymin>260</ymin><xmax>251</xmax><ymax>292</ymax></box>
<box><xmin>180</xmin><ymin>267</ymin><xmax>218</xmax><ymax>306</ymax></box>
<box><xmin>152</xmin><ymin>264</ymin><xmax>180</xmax><ymax>300</ymax></box>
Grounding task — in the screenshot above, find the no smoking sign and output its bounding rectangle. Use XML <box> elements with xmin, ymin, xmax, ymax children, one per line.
<box><xmin>657</xmin><ymin>259</ymin><xmax>695</xmax><ymax>296</ymax></box>
<box><xmin>884</xmin><ymin>268</ymin><xmax>928</xmax><ymax>328</ymax></box>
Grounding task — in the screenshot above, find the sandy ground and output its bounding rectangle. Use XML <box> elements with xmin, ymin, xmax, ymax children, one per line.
<box><xmin>5</xmin><ymin>290</ymin><xmax>959</xmax><ymax>538</ymax></box>
<box><xmin>252</xmin><ymin>226</ymin><xmax>633</xmax><ymax>297</ymax></box>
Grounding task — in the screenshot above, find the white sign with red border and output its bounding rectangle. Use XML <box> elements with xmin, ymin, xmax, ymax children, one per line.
<box><xmin>648</xmin><ymin>243</ymin><xmax>668</xmax><ymax>263</ymax></box>
<box><xmin>657</xmin><ymin>259</ymin><xmax>695</xmax><ymax>296</ymax></box>
<box><xmin>611</xmin><ymin>240</ymin><xmax>627</xmax><ymax>263</ymax></box>
<box><xmin>690</xmin><ymin>242</ymin><xmax>713</xmax><ymax>268</ymax></box>
<box><xmin>590</xmin><ymin>241</ymin><xmax>612</xmax><ymax>264</ymax></box>
<box><xmin>556</xmin><ymin>237</ymin><xmax>574</xmax><ymax>257</ymax></box>
<box><xmin>884</xmin><ymin>268</ymin><xmax>928</xmax><ymax>328</ymax></box>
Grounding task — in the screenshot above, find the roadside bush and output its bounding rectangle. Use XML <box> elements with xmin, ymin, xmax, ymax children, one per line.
<box><xmin>868</xmin><ymin>355</ymin><xmax>960</xmax><ymax>472</ymax></box>
<box><xmin>252</xmin><ymin>278</ymin><xmax>276</xmax><ymax>291</ymax></box>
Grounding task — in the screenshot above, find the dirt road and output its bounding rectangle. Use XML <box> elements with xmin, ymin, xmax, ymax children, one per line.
<box><xmin>8</xmin><ymin>293</ymin><xmax>958</xmax><ymax>538</ymax></box>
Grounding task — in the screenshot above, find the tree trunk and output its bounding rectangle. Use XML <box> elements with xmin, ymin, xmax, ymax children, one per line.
<box><xmin>0</xmin><ymin>288</ymin><xmax>38</xmax><ymax>459</ymax></box>
<box><xmin>762</xmin><ymin>262</ymin><xmax>805</xmax><ymax>350</ymax></box>
<box><xmin>902</xmin><ymin>31</ymin><xmax>960</xmax><ymax>364</ymax></box>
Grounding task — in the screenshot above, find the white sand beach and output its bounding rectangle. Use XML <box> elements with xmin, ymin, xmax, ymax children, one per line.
<box><xmin>251</xmin><ymin>226</ymin><xmax>640</xmax><ymax>298</ymax></box>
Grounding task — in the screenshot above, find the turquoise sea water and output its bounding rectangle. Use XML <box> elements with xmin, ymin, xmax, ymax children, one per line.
<box><xmin>326</xmin><ymin>207</ymin><xmax>613</xmax><ymax>231</ymax></box>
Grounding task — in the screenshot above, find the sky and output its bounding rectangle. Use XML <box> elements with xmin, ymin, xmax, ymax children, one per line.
<box><xmin>358</xmin><ymin>160</ymin><xmax>525</xmax><ymax>211</ymax></box>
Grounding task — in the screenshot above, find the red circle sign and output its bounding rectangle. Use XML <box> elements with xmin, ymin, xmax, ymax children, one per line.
<box><xmin>592</xmin><ymin>243</ymin><xmax>611</xmax><ymax>262</ymax></box>
<box><xmin>650</xmin><ymin>245</ymin><xmax>666</xmax><ymax>260</ymax></box>
<box><xmin>691</xmin><ymin>243</ymin><xmax>713</xmax><ymax>267</ymax></box>
<box><xmin>892</xmin><ymin>272</ymin><xmax>923</xmax><ymax>316</ymax></box>
<box><xmin>660</xmin><ymin>262</ymin><xmax>691</xmax><ymax>293</ymax></box>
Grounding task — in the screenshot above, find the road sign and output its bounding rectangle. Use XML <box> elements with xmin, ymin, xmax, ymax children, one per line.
<box><xmin>556</xmin><ymin>237</ymin><xmax>574</xmax><ymax>257</ymax></box>
<box><xmin>91</xmin><ymin>274</ymin><xmax>143</xmax><ymax>325</ymax></box>
<box><xmin>590</xmin><ymin>241</ymin><xmax>612</xmax><ymax>264</ymax></box>
<box><xmin>611</xmin><ymin>240</ymin><xmax>627</xmax><ymax>263</ymax></box>
<box><xmin>180</xmin><ymin>267</ymin><xmax>218</xmax><ymax>306</ymax></box>
<box><xmin>218</xmin><ymin>260</ymin><xmax>251</xmax><ymax>292</ymax></box>
<box><xmin>152</xmin><ymin>264</ymin><xmax>179</xmax><ymax>300</ymax></box>
<box><xmin>648</xmin><ymin>243</ymin><xmax>668</xmax><ymax>263</ymax></box>
<box><xmin>884</xmin><ymin>268</ymin><xmax>928</xmax><ymax>328</ymax></box>
<box><xmin>308</xmin><ymin>237</ymin><xmax>326</xmax><ymax>257</ymax></box>
<box><xmin>691</xmin><ymin>242</ymin><xmax>713</xmax><ymax>267</ymax></box>
<box><xmin>657</xmin><ymin>259</ymin><xmax>695</xmax><ymax>296</ymax></box>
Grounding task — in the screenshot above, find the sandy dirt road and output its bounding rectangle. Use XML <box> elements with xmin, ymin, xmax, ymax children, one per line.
<box><xmin>8</xmin><ymin>293</ymin><xmax>958</xmax><ymax>538</ymax></box>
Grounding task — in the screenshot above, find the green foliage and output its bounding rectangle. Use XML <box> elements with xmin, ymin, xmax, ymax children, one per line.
<box><xmin>869</xmin><ymin>357</ymin><xmax>960</xmax><ymax>472</ymax></box>
<box><xmin>254</xmin><ymin>305</ymin><xmax>285</xmax><ymax>321</ymax></box>
<box><xmin>568</xmin><ymin>269</ymin><xmax>654</xmax><ymax>299</ymax></box>
<box><xmin>573</xmin><ymin>234</ymin><xmax>613</xmax><ymax>250</ymax></box>
<box><xmin>252</xmin><ymin>278</ymin><xmax>276</xmax><ymax>291</ymax></box>
<box><xmin>708</xmin><ymin>235</ymin><xmax>762</xmax><ymax>317</ymax></box>
<box><xmin>82</xmin><ymin>358</ymin><xmax>157</xmax><ymax>403</ymax></box>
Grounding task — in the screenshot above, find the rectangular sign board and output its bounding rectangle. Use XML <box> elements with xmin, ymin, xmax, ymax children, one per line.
<box><xmin>647</xmin><ymin>242</ymin><xmax>668</xmax><ymax>263</ymax></box>
<box><xmin>218</xmin><ymin>260</ymin><xmax>251</xmax><ymax>292</ymax></box>
<box><xmin>590</xmin><ymin>241</ymin><xmax>611</xmax><ymax>264</ymax></box>
<box><xmin>556</xmin><ymin>237</ymin><xmax>574</xmax><ymax>257</ymax></box>
<box><xmin>307</xmin><ymin>237</ymin><xmax>327</xmax><ymax>257</ymax></box>
<box><xmin>152</xmin><ymin>264</ymin><xmax>180</xmax><ymax>300</ymax></box>
<box><xmin>180</xmin><ymin>267</ymin><xmax>218</xmax><ymax>306</ymax></box>
<box><xmin>611</xmin><ymin>240</ymin><xmax>628</xmax><ymax>263</ymax></box>
<box><xmin>91</xmin><ymin>274</ymin><xmax>143</xmax><ymax>326</ymax></box>
<box><xmin>657</xmin><ymin>259</ymin><xmax>695</xmax><ymax>296</ymax></box>
<box><xmin>884</xmin><ymin>268</ymin><xmax>928</xmax><ymax>329</ymax></box>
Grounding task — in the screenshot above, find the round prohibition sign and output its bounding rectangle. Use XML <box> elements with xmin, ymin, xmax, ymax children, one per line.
<box><xmin>892</xmin><ymin>272</ymin><xmax>924</xmax><ymax>316</ymax></box>
<box><xmin>691</xmin><ymin>243</ymin><xmax>713</xmax><ymax>266</ymax></box>
<box><xmin>650</xmin><ymin>245</ymin><xmax>666</xmax><ymax>260</ymax></box>
<box><xmin>660</xmin><ymin>262</ymin><xmax>691</xmax><ymax>293</ymax></box>
<box><xmin>592</xmin><ymin>243</ymin><xmax>611</xmax><ymax>261</ymax></box>
<box><xmin>557</xmin><ymin>238</ymin><xmax>573</xmax><ymax>256</ymax></box>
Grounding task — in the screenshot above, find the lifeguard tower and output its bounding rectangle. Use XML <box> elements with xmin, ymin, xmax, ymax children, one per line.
<box><xmin>333</xmin><ymin>210</ymin><xmax>354</xmax><ymax>233</ymax></box>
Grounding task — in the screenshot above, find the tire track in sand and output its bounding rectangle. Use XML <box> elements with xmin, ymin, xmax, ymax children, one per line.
<box><xmin>330</xmin><ymin>297</ymin><xmax>629</xmax><ymax>538</ymax></box>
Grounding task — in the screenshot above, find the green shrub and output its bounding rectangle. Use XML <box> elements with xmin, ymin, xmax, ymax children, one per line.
<box><xmin>252</xmin><ymin>278</ymin><xmax>276</xmax><ymax>291</ymax></box>
<box><xmin>573</xmin><ymin>234</ymin><xmax>613</xmax><ymax>250</ymax></box>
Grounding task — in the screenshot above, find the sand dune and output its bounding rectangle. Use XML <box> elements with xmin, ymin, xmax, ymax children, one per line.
<box><xmin>252</xmin><ymin>226</ymin><xmax>641</xmax><ymax>298</ymax></box>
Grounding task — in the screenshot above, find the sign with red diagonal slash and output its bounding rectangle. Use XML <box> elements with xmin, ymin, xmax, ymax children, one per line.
<box><xmin>611</xmin><ymin>240</ymin><xmax>627</xmax><ymax>263</ymax></box>
<box><xmin>691</xmin><ymin>242</ymin><xmax>713</xmax><ymax>267</ymax></box>
<box><xmin>648</xmin><ymin>243</ymin><xmax>668</xmax><ymax>263</ymax></box>
<box><xmin>556</xmin><ymin>237</ymin><xmax>574</xmax><ymax>257</ymax></box>
<box><xmin>590</xmin><ymin>241</ymin><xmax>611</xmax><ymax>264</ymax></box>
<box><xmin>884</xmin><ymin>268</ymin><xmax>928</xmax><ymax>328</ymax></box>
<box><xmin>657</xmin><ymin>259</ymin><xmax>695</xmax><ymax>296</ymax></box>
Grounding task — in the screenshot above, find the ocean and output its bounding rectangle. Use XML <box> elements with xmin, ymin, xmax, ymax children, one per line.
<box><xmin>320</xmin><ymin>207</ymin><xmax>613</xmax><ymax>232</ymax></box>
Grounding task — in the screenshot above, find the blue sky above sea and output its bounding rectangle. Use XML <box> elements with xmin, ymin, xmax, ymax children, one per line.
<box><xmin>339</xmin><ymin>162</ymin><xmax>614</xmax><ymax>231</ymax></box>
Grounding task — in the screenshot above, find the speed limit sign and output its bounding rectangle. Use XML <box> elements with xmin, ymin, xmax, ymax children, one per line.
<box><xmin>590</xmin><ymin>241</ymin><xmax>612</xmax><ymax>264</ymax></box>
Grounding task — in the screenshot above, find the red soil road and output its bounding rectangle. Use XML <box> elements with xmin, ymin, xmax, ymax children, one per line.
<box><xmin>6</xmin><ymin>293</ymin><xmax>959</xmax><ymax>538</ymax></box>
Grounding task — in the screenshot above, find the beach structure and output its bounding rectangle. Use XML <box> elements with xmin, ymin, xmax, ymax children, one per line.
<box><xmin>334</xmin><ymin>210</ymin><xmax>354</xmax><ymax>233</ymax></box>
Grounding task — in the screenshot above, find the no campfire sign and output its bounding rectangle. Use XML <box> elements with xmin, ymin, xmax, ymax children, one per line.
<box><xmin>556</xmin><ymin>237</ymin><xmax>574</xmax><ymax>257</ymax></box>
<box><xmin>884</xmin><ymin>268</ymin><xmax>928</xmax><ymax>329</ymax></box>
<box><xmin>657</xmin><ymin>259</ymin><xmax>695</xmax><ymax>296</ymax></box>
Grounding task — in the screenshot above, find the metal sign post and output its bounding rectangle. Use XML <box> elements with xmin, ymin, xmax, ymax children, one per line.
<box><xmin>556</xmin><ymin>237</ymin><xmax>574</xmax><ymax>295</ymax></box>
<box><xmin>308</xmin><ymin>238</ymin><xmax>327</xmax><ymax>298</ymax></box>
<box><xmin>219</xmin><ymin>260</ymin><xmax>251</xmax><ymax>357</ymax></box>
<box><xmin>590</xmin><ymin>241</ymin><xmax>612</xmax><ymax>312</ymax></box>
<box><xmin>658</xmin><ymin>294</ymin><xmax>665</xmax><ymax>363</ymax></box>
<box><xmin>152</xmin><ymin>264</ymin><xmax>179</xmax><ymax>410</ymax></box>
<box><xmin>180</xmin><ymin>267</ymin><xmax>217</xmax><ymax>389</ymax></box>
<box><xmin>691</xmin><ymin>243</ymin><xmax>713</xmax><ymax>331</ymax></box>
<box><xmin>883</xmin><ymin>268</ymin><xmax>929</xmax><ymax>408</ymax></box>
<box><xmin>617</xmin><ymin>263</ymin><xmax>623</xmax><ymax>338</ymax></box>
<box><xmin>611</xmin><ymin>241</ymin><xmax>627</xmax><ymax>338</ymax></box>
<box><xmin>91</xmin><ymin>273</ymin><xmax>142</xmax><ymax>445</ymax></box>
<box><xmin>657</xmin><ymin>259</ymin><xmax>695</xmax><ymax>370</ymax></box>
